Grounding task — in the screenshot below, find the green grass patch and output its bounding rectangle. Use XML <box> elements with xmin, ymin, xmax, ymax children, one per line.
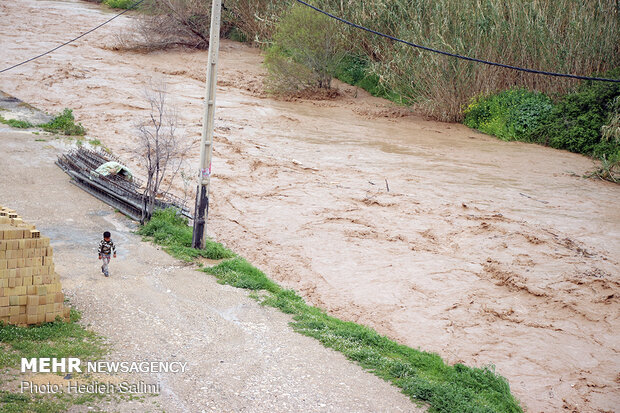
<box><xmin>0</xmin><ymin>309</ymin><xmax>106</xmax><ymax>370</ymax></box>
<box><xmin>0</xmin><ymin>390</ymin><xmax>74</xmax><ymax>413</ymax></box>
<box><xmin>137</xmin><ymin>208</ymin><xmax>235</xmax><ymax>262</ymax></box>
<box><xmin>103</xmin><ymin>0</ymin><xmax>136</xmax><ymax>9</ymax></box>
<box><xmin>38</xmin><ymin>109</ymin><xmax>86</xmax><ymax>136</ymax></box>
<box><xmin>1</xmin><ymin>109</ymin><xmax>85</xmax><ymax>135</ymax></box>
<box><xmin>0</xmin><ymin>388</ymin><xmax>112</xmax><ymax>412</ymax></box>
<box><xmin>0</xmin><ymin>309</ymin><xmax>108</xmax><ymax>412</ymax></box>
<box><xmin>140</xmin><ymin>209</ymin><xmax>522</xmax><ymax>412</ymax></box>
<box><xmin>88</xmin><ymin>139</ymin><xmax>101</xmax><ymax>146</ymax></box>
<box><xmin>0</xmin><ymin>116</ymin><xmax>34</xmax><ymax>129</ymax></box>
<box><xmin>203</xmin><ymin>258</ymin><xmax>280</xmax><ymax>292</ymax></box>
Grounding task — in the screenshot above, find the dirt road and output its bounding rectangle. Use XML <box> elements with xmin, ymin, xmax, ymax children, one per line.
<box><xmin>1</xmin><ymin>1</ymin><xmax>619</xmax><ymax>411</ymax></box>
<box><xmin>0</xmin><ymin>128</ymin><xmax>422</xmax><ymax>412</ymax></box>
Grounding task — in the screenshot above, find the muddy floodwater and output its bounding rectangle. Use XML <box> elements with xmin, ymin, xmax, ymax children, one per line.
<box><xmin>1</xmin><ymin>1</ymin><xmax>619</xmax><ymax>411</ymax></box>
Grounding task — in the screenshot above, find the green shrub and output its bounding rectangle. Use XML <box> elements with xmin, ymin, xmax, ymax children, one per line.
<box><xmin>264</xmin><ymin>4</ymin><xmax>344</xmax><ymax>93</ymax></box>
<box><xmin>38</xmin><ymin>109</ymin><xmax>86</xmax><ymax>136</ymax></box>
<box><xmin>334</xmin><ymin>54</ymin><xmax>411</xmax><ymax>104</ymax></box>
<box><xmin>334</xmin><ymin>54</ymin><xmax>369</xmax><ymax>86</ymax></box>
<box><xmin>264</xmin><ymin>47</ymin><xmax>321</xmax><ymax>93</ymax></box>
<box><xmin>587</xmin><ymin>154</ymin><xmax>620</xmax><ymax>182</ymax></box>
<box><xmin>137</xmin><ymin>208</ymin><xmax>235</xmax><ymax>261</ymax></box>
<box><xmin>464</xmin><ymin>88</ymin><xmax>553</xmax><ymax>141</ymax></box>
<box><xmin>527</xmin><ymin>69</ymin><xmax>620</xmax><ymax>158</ymax></box>
<box><xmin>226</xmin><ymin>27</ymin><xmax>248</xmax><ymax>43</ymax></box>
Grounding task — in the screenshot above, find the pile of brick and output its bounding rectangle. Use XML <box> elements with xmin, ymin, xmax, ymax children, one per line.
<box><xmin>0</xmin><ymin>205</ymin><xmax>70</xmax><ymax>326</ymax></box>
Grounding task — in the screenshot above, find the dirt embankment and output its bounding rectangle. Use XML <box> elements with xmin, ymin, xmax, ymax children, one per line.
<box><xmin>1</xmin><ymin>1</ymin><xmax>619</xmax><ymax>412</ymax></box>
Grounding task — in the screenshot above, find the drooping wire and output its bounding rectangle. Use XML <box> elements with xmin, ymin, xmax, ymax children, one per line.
<box><xmin>3</xmin><ymin>0</ymin><xmax>617</xmax><ymax>83</ymax></box>
<box><xmin>0</xmin><ymin>0</ymin><xmax>146</xmax><ymax>74</ymax></box>
<box><xmin>295</xmin><ymin>0</ymin><xmax>619</xmax><ymax>83</ymax></box>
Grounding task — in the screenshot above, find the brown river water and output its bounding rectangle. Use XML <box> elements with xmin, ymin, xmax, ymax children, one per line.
<box><xmin>1</xmin><ymin>1</ymin><xmax>619</xmax><ymax>411</ymax></box>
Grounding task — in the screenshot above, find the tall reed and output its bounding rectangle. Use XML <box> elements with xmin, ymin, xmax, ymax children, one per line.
<box><xmin>228</xmin><ymin>0</ymin><xmax>619</xmax><ymax>121</ymax></box>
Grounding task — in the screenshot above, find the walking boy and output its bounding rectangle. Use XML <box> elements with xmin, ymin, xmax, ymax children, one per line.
<box><xmin>98</xmin><ymin>231</ymin><xmax>116</xmax><ymax>277</ymax></box>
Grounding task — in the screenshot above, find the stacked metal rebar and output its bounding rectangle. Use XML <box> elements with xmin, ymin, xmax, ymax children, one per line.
<box><xmin>56</xmin><ymin>148</ymin><xmax>192</xmax><ymax>222</ymax></box>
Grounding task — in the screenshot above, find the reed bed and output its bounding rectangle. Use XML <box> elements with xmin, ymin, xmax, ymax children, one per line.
<box><xmin>228</xmin><ymin>0</ymin><xmax>619</xmax><ymax>121</ymax></box>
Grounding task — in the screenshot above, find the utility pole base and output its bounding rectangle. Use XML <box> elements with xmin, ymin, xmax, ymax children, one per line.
<box><xmin>192</xmin><ymin>185</ymin><xmax>209</xmax><ymax>249</ymax></box>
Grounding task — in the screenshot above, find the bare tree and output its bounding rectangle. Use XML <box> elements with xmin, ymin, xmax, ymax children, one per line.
<box><xmin>139</xmin><ymin>0</ymin><xmax>213</xmax><ymax>49</ymax></box>
<box><xmin>114</xmin><ymin>0</ymin><xmax>282</xmax><ymax>52</ymax></box>
<box><xmin>135</xmin><ymin>80</ymin><xmax>189</xmax><ymax>223</ymax></box>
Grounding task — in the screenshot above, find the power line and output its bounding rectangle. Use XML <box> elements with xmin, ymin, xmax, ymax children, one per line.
<box><xmin>295</xmin><ymin>0</ymin><xmax>620</xmax><ymax>83</ymax></box>
<box><xmin>3</xmin><ymin>0</ymin><xmax>616</xmax><ymax>83</ymax></box>
<box><xmin>0</xmin><ymin>0</ymin><xmax>145</xmax><ymax>74</ymax></box>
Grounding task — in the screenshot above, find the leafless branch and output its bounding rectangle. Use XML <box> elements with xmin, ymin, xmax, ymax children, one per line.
<box><xmin>133</xmin><ymin>79</ymin><xmax>193</xmax><ymax>222</ymax></box>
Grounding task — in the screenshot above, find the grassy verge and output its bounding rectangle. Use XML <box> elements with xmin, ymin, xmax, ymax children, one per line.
<box><xmin>137</xmin><ymin>208</ymin><xmax>235</xmax><ymax>262</ymax></box>
<box><xmin>141</xmin><ymin>209</ymin><xmax>523</xmax><ymax>413</ymax></box>
<box><xmin>0</xmin><ymin>309</ymin><xmax>108</xmax><ymax>412</ymax></box>
<box><xmin>0</xmin><ymin>116</ymin><xmax>33</xmax><ymax>129</ymax></box>
<box><xmin>0</xmin><ymin>109</ymin><xmax>86</xmax><ymax>136</ymax></box>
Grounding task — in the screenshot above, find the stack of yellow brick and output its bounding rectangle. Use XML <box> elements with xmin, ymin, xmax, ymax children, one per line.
<box><xmin>0</xmin><ymin>205</ymin><xmax>70</xmax><ymax>326</ymax></box>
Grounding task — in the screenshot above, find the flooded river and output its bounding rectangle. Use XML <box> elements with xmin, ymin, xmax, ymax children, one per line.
<box><xmin>1</xmin><ymin>1</ymin><xmax>618</xmax><ymax>411</ymax></box>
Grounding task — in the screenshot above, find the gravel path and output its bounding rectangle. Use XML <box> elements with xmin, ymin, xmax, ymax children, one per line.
<box><xmin>0</xmin><ymin>128</ymin><xmax>424</xmax><ymax>412</ymax></box>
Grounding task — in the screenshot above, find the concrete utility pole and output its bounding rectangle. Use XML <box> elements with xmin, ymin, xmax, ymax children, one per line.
<box><xmin>192</xmin><ymin>0</ymin><xmax>222</xmax><ymax>249</ymax></box>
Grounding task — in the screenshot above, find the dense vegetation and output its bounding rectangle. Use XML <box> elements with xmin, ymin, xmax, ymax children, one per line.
<box><xmin>463</xmin><ymin>89</ymin><xmax>554</xmax><ymax>142</ymax></box>
<box><xmin>140</xmin><ymin>208</ymin><xmax>523</xmax><ymax>413</ymax></box>
<box><xmin>92</xmin><ymin>0</ymin><xmax>619</xmax><ymax>164</ymax></box>
<box><xmin>235</xmin><ymin>0</ymin><xmax>617</xmax><ymax>121</ymax></box>
<box><xmin>98</xmin><ymin>1</ymin><xmax>618</xmax><ymax>118</ymax></box>
<box><xmin>530</xmin><ymin>72</ymin><xmax>620</xmax><ymax>159</ymax></box>
<box><xmin>464</xmin><ymin>70</ymin><xmax>620</xmax><ymax>180</ymax></box>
